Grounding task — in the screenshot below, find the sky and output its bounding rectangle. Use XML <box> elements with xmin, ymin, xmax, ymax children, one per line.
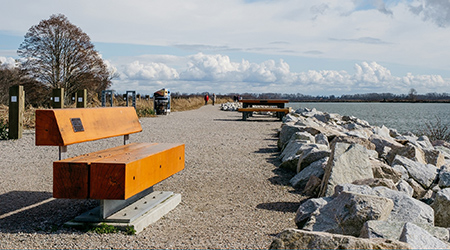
<box><xmin>1</xmin><ymin>0</ymin><xmax>450</xmax><ymax>96</ymax></box>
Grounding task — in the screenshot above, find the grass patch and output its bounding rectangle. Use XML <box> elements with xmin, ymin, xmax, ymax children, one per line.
<box><xmin>136</xmin><ymin>107</ymin><xmax>156</xmax><ymax>117</ymax></box>
<box><xmin>91</xmin><ymin>223</ymin><xmax>118</xmax><ymax>234</ymax></box>
<box><xmin>124</xmin><ymin>225</ymin><xmax>136</xmax><ymax>235</ymax></box>
<box><xmin>89</xmin><ymin>223</ymin><xmax>136</xmax><ymax>235</ymax></box>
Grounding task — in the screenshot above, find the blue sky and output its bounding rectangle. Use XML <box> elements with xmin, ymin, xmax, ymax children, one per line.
<box><xmin>1</xmin><ymin>0</ymin><xmax>450</xmax><ymax>96</ymax></box>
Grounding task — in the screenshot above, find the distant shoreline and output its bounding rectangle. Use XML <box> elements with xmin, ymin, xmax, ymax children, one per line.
<box><xmin>290</xmin><ymin>100</ymin><xmax>450</xmax><ymax>103</ymax></box>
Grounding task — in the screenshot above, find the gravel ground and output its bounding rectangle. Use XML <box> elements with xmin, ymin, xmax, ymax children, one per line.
<box><xmin>0</xmin><ymin>105</ymin><xmax>303</xmax><ymax>249</ymax></box>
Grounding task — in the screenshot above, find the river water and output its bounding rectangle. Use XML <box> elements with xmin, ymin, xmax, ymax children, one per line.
<box><xmin>288</xmin><ymin>102</ymin><xmax>450</xmax><ymax>134</ymax></box>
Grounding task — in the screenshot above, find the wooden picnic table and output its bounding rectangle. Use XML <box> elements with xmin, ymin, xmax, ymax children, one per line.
<box><xmin>238</xmin><ymin>99</ymin><xmax>290</xmax><ymax>120</ymax></box>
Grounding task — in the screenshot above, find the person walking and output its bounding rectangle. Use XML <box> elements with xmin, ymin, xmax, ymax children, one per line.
<box><xmin>204</xmin><ymin>94</ymin><xmax>209</xmax><ymax>105</ymax></box>
<box><xmin>212</xmin><ymin>93</ymin><xmax>216</xmax><ymax>106</ymax></box>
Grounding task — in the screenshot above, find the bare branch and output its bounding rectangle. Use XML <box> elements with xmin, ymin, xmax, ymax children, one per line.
<box><xmin>18</xmin><ymin>14</ymin><xmax>112</xmax><ymax>101</ymax></box>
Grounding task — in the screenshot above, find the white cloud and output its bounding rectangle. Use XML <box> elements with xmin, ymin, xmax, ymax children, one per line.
<box><xmin>353</xmin><ymin>61</ymin><xmax>393</xmax><ymax>83</ymax></box>
<box><xmin>177</xmin><ymin>53</ymin><xmax>296</xmax><ymax>83</ymax></box>
<box><xmin>402</xmin><ymin>73</ymin><xmax>446</xmax><ymax>88</ymax></box>
<box><xmin>120</xmin><ymin>61</ymin><xmax>179</xmax><ymax>80</ymax></box>
<box><xmin>111</xmin><ymin>53</ymin><xmax>450</xmax><ymax>95</ymax></box>
<box><xmin>102</xmin><ymin>59</ymin><xmax>118</xmax><ymax>77</ymax></box>
<box><xmin>0</xmin><ymin>56</ymin><xmax>16</xmax><ymax>69</ymax></box>
<box><xmin>180</xmin><ymin>53</ymin><xmax>239</xmax><ymax>81</ymax></box>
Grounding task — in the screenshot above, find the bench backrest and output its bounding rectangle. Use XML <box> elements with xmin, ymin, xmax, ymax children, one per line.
<box><xmin>239</xmin><ymin>99</ymin><xmax>289</xmax><ymax>104</ymax></box>
<box><xmin>35</xmin><ymin>107</ymin><xmax>142</xmax><ymax>146</ymax></box>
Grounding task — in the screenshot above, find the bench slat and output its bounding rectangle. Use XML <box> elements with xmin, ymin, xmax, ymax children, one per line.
<box><xmin>90</xmin><ymin>143</ymin><xmax>185</xmax><ymax>200</ymax></box>
<box><xmin>53</xmin><ymin>143</ymin><xmax>155</xmax><ymax>199</ymax></box>
<box><xmin>53</xmin><ymin>162</ymin><xmax>90</xmax><ymax>199</ymax></box>
<box><xmin>238</xmin><ymin>107</ymin><xmax>291</xmax><ymax>113</ymax></box>
<box><xmin>53</xmin><ymin>143</ymin><xmax>185</xmax><ymax>200</ymax></box>
<box><xmin>239</xmin><ymin>99</ymin><xmax>289</xmax><ymax>104</ymax></box>
<box><xmin>36</xmin><ymin>107</ymin><xmax>142</xmax><ymax>146</ymax></box>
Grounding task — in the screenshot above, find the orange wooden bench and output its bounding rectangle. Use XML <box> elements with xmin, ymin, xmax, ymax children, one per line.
<box><xmin>35</xmin><ymin>107</ymin><xmax>184</xmax><ymax>231</ymax></box>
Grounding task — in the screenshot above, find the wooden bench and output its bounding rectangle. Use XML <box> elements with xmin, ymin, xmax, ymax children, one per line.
<box><xmin>238</xmin><ymin>99</ymin><xmax>291</xmax><ymax>121</ymax></box>
<box><xmin>238</xmin><ymin>107</ymin><xmax>292</xmax><ymax>121</ymax></box>
<box><xmin>35</xmin><ymin>107</ymin><xmax>184</xmax><ymax>231</ymax></box>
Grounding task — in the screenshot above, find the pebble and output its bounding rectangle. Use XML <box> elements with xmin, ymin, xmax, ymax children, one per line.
<box><xmin>0</xmin><ymin>105</ymin><xmax>301</xmax><ymax>249</ymax></box>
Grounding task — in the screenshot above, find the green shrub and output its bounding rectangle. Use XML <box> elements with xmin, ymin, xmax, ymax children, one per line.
<box><xmin>125</xmin><ymin>225</ymin><xmax>136</xmax><ymax>235</ymax></box>
<box><xmin>91</xmin><ymin>223</ymin><xmax>118</xmax><ymax>234</ymax></box>
<box><xmin>0</xmin><ymin>118</ymin><xmax>8</xmax><ymax>140</ymax></box>
<box><xmin>90</xmin><ymin>223</ymin><xmax>136</xmax><ymax>235</ymax></box>
<box><xmin>136</xmin><ymin>107</ymin><xmax>155</xmax><ymax>117</ymax></box>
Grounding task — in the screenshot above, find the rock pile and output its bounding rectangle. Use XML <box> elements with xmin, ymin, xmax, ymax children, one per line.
<box><xmin>271</xmin><ymin>107</ymin><xmax>450</xmax><ymax>249</ymax></box>
<box><xmin>220</xmin><ymin>102</ymin><xmax>242</xmax><ymax>111</ymax></box>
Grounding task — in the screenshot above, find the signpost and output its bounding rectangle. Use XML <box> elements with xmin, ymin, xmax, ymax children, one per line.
<box><xmin>52</xmin><ymin>88</ymin><xmax>64</xmax><ymax>109</ymax></box>
<box><xmin>8</xmin><ymin>85</ymin><xmax>24</xmax><ymax>139</ymax></box>
<box><xmin>76</xmin><ymin>89</ymin><xmax>87</xmax><ymax>108</ymax></box>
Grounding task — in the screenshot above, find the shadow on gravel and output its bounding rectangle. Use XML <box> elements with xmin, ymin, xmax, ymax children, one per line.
<box><xmin>213</xmin><ymin>118</ymin><xmax>282</xmax><ymax>122</ymax></box>
<box><xmin>256</xmin><ymin>130</ymin><xmax>282</xmax><ymax>162</ymax></box>
<box><xmin>255</xmin><ymin>142</ymin><xmax>298</xmax><ymax>191</ymax></box>
<box><xmin>267</xmin><ymin>129</ymin><xmax>281</xmax><ymax>139</ymax></box>
<box><xmin>256</xmin><ymin>201</ymin><xmax>301</xmax><ymax>213</ymax></box>
<box><xmin>254</xmin><ymin>146</ymin><xmax>281</xmax><ymax>167</ymax></box>
<box><xmin>254</xmin><ymin>146</ymin><xmax>279</xmax><ymax>154</ymax></box>
<box><xmin>0</xmin><ymin>191</ymin><xmax>97</xmax><ymax>233</ymax></box>
<box><xmin>213</xmin><ymin>118</ymin><xmax>243</xmax><ymax>122</ymax></box>
<box><xmin>268</xmin><ymin>167</ymin><xmax>296</xmax><ymax>186</ymax></box>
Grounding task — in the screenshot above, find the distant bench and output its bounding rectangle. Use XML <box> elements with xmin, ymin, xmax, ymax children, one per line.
<box><xmin>238</xmin><ymin>107</ymin><xmax>292</xmax><ymax>121</ymax></box>
<box><xmin>238</xmin><ymin>99</ymin><xmax>291</xmax><ymax>121</ymax></box>
<box><xmin>35</xmin><ymin>107</ymin><xmax>184</xmax><ymax>232</ymax></box>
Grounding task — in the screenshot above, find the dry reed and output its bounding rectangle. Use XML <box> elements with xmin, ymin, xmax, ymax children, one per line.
<box><xmin>0</xmin><ymin>96</ymin><xmax>233</xmax><ymax>130</ymax></box>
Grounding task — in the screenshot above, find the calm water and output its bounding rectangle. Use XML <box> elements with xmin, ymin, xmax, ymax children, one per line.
<box><xmin>288</xmin><ymin>102</ymin><xmax>450</xmax><ymax>134</ymax></box>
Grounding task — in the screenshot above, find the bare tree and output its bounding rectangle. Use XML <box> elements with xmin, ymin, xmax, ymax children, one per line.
<box><xmin>18</xmin><ymin>14</ymin><xmax>112</xmax><ymax>101</ymax></box>
<box><xmin>408</xmin><ymin>88</ymin><xmax>417</xmax><ymax>101</ymax></box>
<box><xmin>0</xmin><ymin>65</ymin><xmax>51</xmax><ymax>107</ymax></box>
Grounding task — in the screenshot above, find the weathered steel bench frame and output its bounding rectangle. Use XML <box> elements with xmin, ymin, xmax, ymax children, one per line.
<box><xmin>35</xmin><ymin>107</ymin><xmax>184</xmax><ymax>231</ymax></box>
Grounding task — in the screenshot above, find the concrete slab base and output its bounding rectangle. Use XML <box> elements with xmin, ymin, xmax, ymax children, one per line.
<box><xmin>64</xmin><ymin>191</ymin><xmax>181</xmax><ymax>234</ymax></box>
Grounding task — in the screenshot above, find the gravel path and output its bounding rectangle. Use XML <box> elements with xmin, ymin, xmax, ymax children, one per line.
<box><xmin>0</xmin><ymin>105</ymin><xmax>302</xmax><ymax>249</ymax></box>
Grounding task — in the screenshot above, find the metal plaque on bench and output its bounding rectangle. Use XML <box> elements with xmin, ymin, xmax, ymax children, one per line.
<box><xmin>70</xmin><ymin>118</ymin><xmax>85</xmax><ymax>132</ymax></box>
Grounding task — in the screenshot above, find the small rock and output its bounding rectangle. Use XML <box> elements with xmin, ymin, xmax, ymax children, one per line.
<box><xmin>399</xmin><ymin>222</ymin><xmax>449</xmax><ymax>249</ymax></box>
<box><xmin>270</xmin><ymin>228</ymin><xmax>411</xmax><ymax>249</ymax></box>
<box><xmin>431</xmin><ymin>188</ymin><xmax>450</xmax><ymax>228</ymax></box>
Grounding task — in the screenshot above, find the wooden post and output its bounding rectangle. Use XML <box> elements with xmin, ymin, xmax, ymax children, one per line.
<box><xmin>8</xmin><ymin>85</ymin><xmax>24</xmax><ymax>139</ymax></box>
<box><xmin>76</xmin><ymin>89</ymin><xmax>87</xmax><ymax>108</ymax></box>
<box><xmin>52</xmin><ymin>88</ymin><xmax>64</xmax><ymax>109</ymax></box>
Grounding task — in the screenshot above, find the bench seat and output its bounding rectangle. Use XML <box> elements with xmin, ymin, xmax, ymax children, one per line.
<box><xmin>53</xmin><ymin>142</ymin><xmax>185</xmax><ymax>200</ymax></box>
<box><xmin>238</xmin><ymin>107</ymin><xmax>292</xmax><ymax>120</ymax></box>
<box><xmin>238</xmin><ymin>107</ymin><xmax>291</xmax><ymax>113</ymax></box>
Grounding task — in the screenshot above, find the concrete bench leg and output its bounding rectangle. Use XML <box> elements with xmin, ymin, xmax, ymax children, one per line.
<box><xmin>65</xmin><ymin>189</ymin><xmax>181</xmax><ymax>234</ymax></box>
